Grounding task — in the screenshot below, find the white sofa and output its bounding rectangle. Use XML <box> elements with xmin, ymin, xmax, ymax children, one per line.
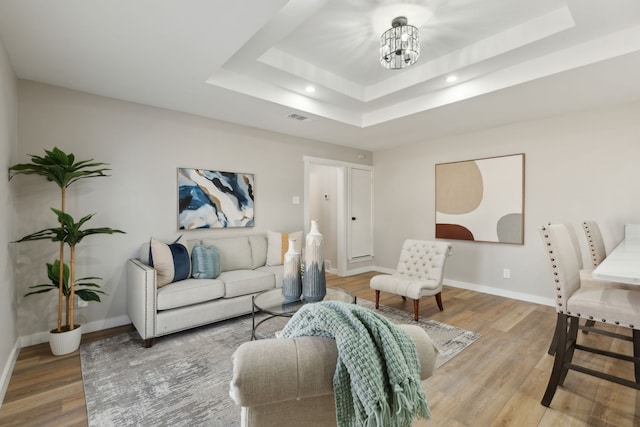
<box><xmin>127</xmin><ymin>235</ymin><xmax>283</xmax><ymax>347</ymax></box>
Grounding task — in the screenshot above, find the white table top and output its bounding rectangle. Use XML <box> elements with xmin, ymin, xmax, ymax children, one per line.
<box><xmin>593</xmin><ymin>235</ymin><xmax>640</xmax><ymax>285</ymax></box>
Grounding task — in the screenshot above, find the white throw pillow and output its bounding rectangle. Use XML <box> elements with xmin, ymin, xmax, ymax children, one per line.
<box><xmin>149</xmin><ymin>235</ymin><xmax>191</xmax><ymax>287</ymax></box>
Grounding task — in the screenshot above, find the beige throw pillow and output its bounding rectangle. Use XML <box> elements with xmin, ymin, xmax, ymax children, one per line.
<box><xmin>266</xmin><ymin>230</ymin><xmax>303</xmax><ymax>266</ymax></box>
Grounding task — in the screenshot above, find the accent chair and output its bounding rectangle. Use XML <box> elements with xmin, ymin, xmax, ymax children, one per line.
<box><xmin>369</xmin><ymin>239</ymin><xmax>451</xmax><ymax>321</ymax></box>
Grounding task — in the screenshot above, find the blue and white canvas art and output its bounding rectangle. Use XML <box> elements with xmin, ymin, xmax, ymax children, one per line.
<box><xmin>178</xmin><ymin>168</ymin><xmax>254</xmax><ymax>229</ymax></box>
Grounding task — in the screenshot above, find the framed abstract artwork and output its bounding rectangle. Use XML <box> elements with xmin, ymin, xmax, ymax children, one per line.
<box><xmin>178</xmin><ymin>168</ymin><xmax>254</xmax><ymax>229</ymax></box>
<box><xmin>435</xmin><ymin>153</ymin><xmax>525</xmax><ymax>244</ymax></box>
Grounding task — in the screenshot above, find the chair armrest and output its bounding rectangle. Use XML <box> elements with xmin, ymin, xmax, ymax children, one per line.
<box><xmin>230</xmin><ymin>336</ymin><xmax>338</xmax><ymax>407</ymax></box>
<box><xmin>229</xmin><ymin>324</ymin><xmax>438</xmax><ymax>408</ymax></box>
<box><xmin>127</xmin><ymin>258</ymin><xmax>157</xmax><ymax>341</ymax></box>
<box><xmin>397</xmin><ymin>324</ymin><xmax>439</xmax><ymax>379</ymax></box>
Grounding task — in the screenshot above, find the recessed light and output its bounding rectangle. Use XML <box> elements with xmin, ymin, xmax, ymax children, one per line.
<box><xmin>305</xmin><ymin>85</ymin><xmax>315</xmax><ymax>93</ymax></box>
<box><xmin>446</xmin><ymin>75</ymin><xmax>458</xmax><ymax>83</ymax></box>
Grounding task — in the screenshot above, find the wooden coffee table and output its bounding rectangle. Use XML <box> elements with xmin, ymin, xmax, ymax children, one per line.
<box><xmin>251</xmin><ymin>287</ymin><xmax>355</xmax><ymax>340</ymax></box>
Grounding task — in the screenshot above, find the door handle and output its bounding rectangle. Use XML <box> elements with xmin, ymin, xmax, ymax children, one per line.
<box><xmin>352</xmin><ymin>217</ymin><xmax>356</xmax><ymax>220</ymax></box>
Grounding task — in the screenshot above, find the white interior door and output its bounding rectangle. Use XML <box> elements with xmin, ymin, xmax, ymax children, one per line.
<box><xmin>349</xmin><ymin>167</ymin><xmax>373</xmax><ymax>259</ymax></box>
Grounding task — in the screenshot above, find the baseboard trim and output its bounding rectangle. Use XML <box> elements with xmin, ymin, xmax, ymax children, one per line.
<box><xmin>363</xmin><ymin>267</ymin><xmax>554</xmax><ymax>307</ymax></box>
<box><xmin>443</xmin><ymin>278</ymin><xmax>554</xmax><ymax>307</ymax></box>
<box><xmin>19</xmin><ymin>315</ymin><xmax>132</xmax><ymax>348</ymax></box>
<box><xmin>0</xmin><ymin>340</ymin><xmax>20</xmax><ymax>408</ymax></box>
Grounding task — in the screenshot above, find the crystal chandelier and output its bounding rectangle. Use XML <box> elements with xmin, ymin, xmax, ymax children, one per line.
<box><xmin>380</xmin><ymin>16</ymin><xmax>420</xmax><ymax>69</ymax></box>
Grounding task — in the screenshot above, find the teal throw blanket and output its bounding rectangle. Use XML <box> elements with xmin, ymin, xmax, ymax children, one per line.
<box><xmin>281</xmin><ymin>301</ymin><xmax>431</xmax><ymax>427</ymax></box>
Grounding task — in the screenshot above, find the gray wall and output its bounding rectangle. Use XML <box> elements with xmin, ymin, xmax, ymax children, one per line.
<box><xmin>14</xmin><ymin>81</ymin><xmax>371</xmax><ymax>345</ymax></box>
<box><xmin>373</xmin><ymin>101</ymin><xmax>640</xmax><ymax>304</ymax></box>
<box><xmin>0</xmin><ymin>37</ymin><xmax>18</xmax><ymax>402</ymax></box>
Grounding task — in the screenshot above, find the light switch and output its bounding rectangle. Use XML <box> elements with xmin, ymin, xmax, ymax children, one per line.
<box><xmin>292</xmin><ymin>196</ymin><xmax>300</xmax><ymax>205</ymax></box>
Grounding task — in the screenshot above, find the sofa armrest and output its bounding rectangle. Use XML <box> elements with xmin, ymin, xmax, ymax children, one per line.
<box><xmin>229</xmin><ymin>324</ymin><xmax>438</xmax><ymax>408</ymax></box>
<box><xmin>397</xmin><ymin>324</ymin><xmax>439</xmax><ymax>379</ymax></box>
<box><xmin>127</xmin><ymin>258</ymin><xmax>157</xmax><ymax>343</ymax></box>
<box><xmin>230</xmin><ymin>336</ymin><xmax>338</xmax><ymax>407</ymax></box>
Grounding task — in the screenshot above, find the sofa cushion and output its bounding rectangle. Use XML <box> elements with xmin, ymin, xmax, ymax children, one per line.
<box><xmin>157</xmin><ymin>278</ymin><xmax>225</xmax><ymax>310</ymax></box>
<box><xmin>149</xmin><ymin>236</ymin><xmax>191</xmax><ymax>287</ymax></box>
<box><xmin>249</xmin><ymin>235</ymin><xmax>268</xmax><ymax>269</ymax></box>
<box><xmin>218</xmin><ymin>270</ymin><xmax>275</xmax><ymax>298</ymax></box>
<box><xmin>203</xmin><ymin>237</ymin><xmax>253</xmax><ymax>272</ymax></box>
<box><xmin>266</xmin><ymin>230</ymin><xmax>303</xmax><ymax>266</ymax></box>
<box><xmin>191</xmin><ymin>244</ymin><xmax>221</xmax><ymax>279</ymax></box>
<box><xmin>255</xmin><ymin>265</ymin><xmax>284</xmax><ymax>289</ymax></box>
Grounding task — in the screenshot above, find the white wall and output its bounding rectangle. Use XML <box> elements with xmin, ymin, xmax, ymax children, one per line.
<box><xmin>15</xmin><ymin>81</ymin><xmax>371</xmax><ymax>343</ymax></box>
<box><xmin>0</xmin><ymin>37</ymin><xmax>18</xmax><ymax>404</ymax></box>
<box><xmin>373</xmin><ymin>101</ymin><xmax>640</xmax><ymax>304</ymax></box>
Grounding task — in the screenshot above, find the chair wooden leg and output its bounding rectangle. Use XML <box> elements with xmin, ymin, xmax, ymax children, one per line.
<box><xmin>375</xmin><ymin>290</ymin><xmax>380</xmax><ymax>309</ymax></box>
<box><xmin>559</xmin><ymin>316</ymin><xmax>579</xmax><ymax>386</ymax></box>
<box><xmin>435</xmin><ymin>292</ymin><xmax>444</xmax><ymax>311</ymax></box>
<box><xmin>413</xmin><ymin>299</ymin><xmax>419</xmax><ymax>321</ymax></box>
<box><xmin>547</xmin><ymin>328</ymin><xmax>558</xmax><ymax>356</ymax></box>
<box><xmin>542</xmin><ymin>313</ymin><xmax>569</xmax><ymax>407</ymax></box>
<box><xmin>582</xmin><ymin>319</ymin><xmax>596</xmax><ymax>334</ymax></box>
<box><xmin>634</xmin><ymin>329</ymin><xmax>640</xmax><ymax>383</ymax></box>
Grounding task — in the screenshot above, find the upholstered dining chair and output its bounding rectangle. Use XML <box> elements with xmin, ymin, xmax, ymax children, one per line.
<box><xmin>539</xmin><ymin>223</ymin><xmax>640</xmax><ymax>407</ymax></box>
<box><xmin>582</xmin><ymin>220</ymin><xmax>607</xmax><ymax>268</ymax></box>
<box><xmin>370</xmin><ymin>239</ymin><xmax>451</xmax><ymax>321</ymax></box>
<box><xmin>547</xmin><ymin>222</ymin><xmax>603</xmax><ymax>354</ymax></box>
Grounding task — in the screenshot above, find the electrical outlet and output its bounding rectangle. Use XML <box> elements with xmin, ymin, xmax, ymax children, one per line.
<box><xmin>503</xmin><ymin>268</ymin><xmax>511</xmax><ymax>279</ymax></box>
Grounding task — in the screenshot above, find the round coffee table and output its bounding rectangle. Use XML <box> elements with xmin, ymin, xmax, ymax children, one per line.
<box><xmin>251</xmin><ymin>287</ymin><xmax>355</xmax><ymax>340</ymax></box>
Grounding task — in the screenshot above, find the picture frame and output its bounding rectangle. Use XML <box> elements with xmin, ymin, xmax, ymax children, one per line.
<box><xmin>435</xmin><ymin>153</ymin><xmax>524</xmax><ymax>244</ymax></box>
<box><xmin>178</xmin><ymin>168</ymin><xmax>254</xmax><ymax>229</ymax></box>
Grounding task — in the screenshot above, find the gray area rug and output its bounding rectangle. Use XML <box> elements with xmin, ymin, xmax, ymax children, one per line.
<box><xmin>80</xmin><ymin>298</ymin><xmax>480</xmax><ymax>427</ymax></box>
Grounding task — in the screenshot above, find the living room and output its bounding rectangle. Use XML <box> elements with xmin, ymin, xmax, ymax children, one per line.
<box><xmin>2</xmin><ymin>1</ymin><xmax>640</xmax><ymax>425</ymax></box>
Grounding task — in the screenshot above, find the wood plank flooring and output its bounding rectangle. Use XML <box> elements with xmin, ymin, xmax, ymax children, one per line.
<box><xmin>1</xmin><ymin>272</ymin><xmax>639</xmax><ymax>426</ymax></box>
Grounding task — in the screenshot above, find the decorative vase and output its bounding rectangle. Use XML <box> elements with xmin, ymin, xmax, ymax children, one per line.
<box><xmin>49</xmin><ymin>324</ymin><xmax>82</xmax><ymax>356</ymax></box>
<box><xmin>302</xmin><ymin>220</ymin><xmax>326</xmax><ymax>302</ymax></box>
<box><xmin>282</xmin><ymin>238</ymin><xmax>302</xmax><ymax>302</ymax></box>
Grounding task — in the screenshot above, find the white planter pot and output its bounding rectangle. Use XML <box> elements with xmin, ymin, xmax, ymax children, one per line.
<box><xmin>49</xmin><ymin>325</ymin><xmax>82</xmax><ymax>355</ymax></box>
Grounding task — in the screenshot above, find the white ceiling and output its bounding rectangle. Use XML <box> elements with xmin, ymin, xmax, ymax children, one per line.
<box><xmin>1</xmin><ymin>0</ymin><xmax>639</xmax><ymax>151</ymax></box>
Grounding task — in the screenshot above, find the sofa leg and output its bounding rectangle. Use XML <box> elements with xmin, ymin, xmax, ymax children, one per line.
<box><xmin>413</xmin><ymin>299</ymin><xmax>419</xmax><ymax>321</ymax></box>
<box><xmin>435</xmin><ymin>292</ymin><xmax>444</xmax><ymax>311</ymax></box>
<box><xmin>144</xmin><ymin>338</ymin><xmax>154</xmax><ymax>348</ymax></box>
<box><xmin>375</xmin><ymin>290</ymin><xmax>380</xmax><ymax>309</ymax></box>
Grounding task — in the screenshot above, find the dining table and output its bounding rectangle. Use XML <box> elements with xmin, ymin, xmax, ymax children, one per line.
<box><xmin>592</xmin><ymin>224</ymin><xmax>640</xmax><ymax>285</ymax></box>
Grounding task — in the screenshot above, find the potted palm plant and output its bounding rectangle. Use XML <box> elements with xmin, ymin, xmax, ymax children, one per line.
<box><xmin>10</xmin><ymin>147</ymin><xmax>124</xmax><ymax>355</ymax></box>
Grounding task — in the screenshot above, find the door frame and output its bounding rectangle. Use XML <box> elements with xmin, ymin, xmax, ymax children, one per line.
<box><xmin>304</xmin><ymin>156</ymin><xmax>373</xmax><ymax>277</ymax></box>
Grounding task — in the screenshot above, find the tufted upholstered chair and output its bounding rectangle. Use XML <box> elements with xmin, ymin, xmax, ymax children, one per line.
<box><xmin>370</xmin><ymin>239</ymin><xmax>452</xmax><ymax>321</ymax></box>
<box><xmin>539</xmin><ymin>223</ymin><xmax>640</xmax><ymax>406</ymax></box>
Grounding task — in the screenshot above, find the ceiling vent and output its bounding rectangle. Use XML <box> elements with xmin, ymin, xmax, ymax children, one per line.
<box><xmin>285</xmin><ymin>113</ymin><xmax>312</xmax><ymax>122</ymax></box>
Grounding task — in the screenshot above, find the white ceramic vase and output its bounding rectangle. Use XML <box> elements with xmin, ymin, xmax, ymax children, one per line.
<box><xmin>302</xmin><ymin>220</ymin><xmax>326</xmax><ymax>302</ymax></box>
<box><xmin>282</xmin><ymin>238</ymin><xmax>302</xmax><ymax>301</ymax></box>
<box><xmin>49</xmin><ymin>324</ymin><xmax>82</xmax><ymax>356</ymax></box>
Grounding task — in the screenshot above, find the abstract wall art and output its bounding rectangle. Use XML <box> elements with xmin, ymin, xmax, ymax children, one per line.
<box><xmin>178</xmin><ymin>168</ymin><xmax>254</xmax><ymax>229</ymax></box>
<box><xmin>435</xmin><ymin>153</ymin><xmax>524</xmax><ymax>244</ymax></box>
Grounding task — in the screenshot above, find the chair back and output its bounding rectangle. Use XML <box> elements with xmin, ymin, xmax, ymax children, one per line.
<box><xmin>396</xmin><ymin>239</ymin><xmax>451</xmax><ymax>282</ymax></box>
<box><xmin>582</xmin><ymin>220</ymin><xmax>606</xmax><ymax>268</ymax></box>
<box><xmin>540</xmin><ymin>224</ymin><xmax>581</xmax><ymax>313</ymax></box>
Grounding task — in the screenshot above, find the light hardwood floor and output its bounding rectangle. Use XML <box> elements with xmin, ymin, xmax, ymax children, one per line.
<box><xmin>1</xmin><ymin>272</ymin><xmax>639</xmax><ymax>426</ymax></box>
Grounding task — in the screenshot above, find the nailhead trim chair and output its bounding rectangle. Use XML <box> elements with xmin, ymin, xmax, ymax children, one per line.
<box><xmin>582</xmin><ymin>220</ymin><xmax>607</xmax><ymax>268</ymax></box>
<box><xmin>370</xmin><ymin>239</ymin><xmax>451</xmax><ymax>321</ymax></box>
<box><xmin>539</xmin><ymin>223</ymin><xmax>640</xmax><ymax>407</ymax></box>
